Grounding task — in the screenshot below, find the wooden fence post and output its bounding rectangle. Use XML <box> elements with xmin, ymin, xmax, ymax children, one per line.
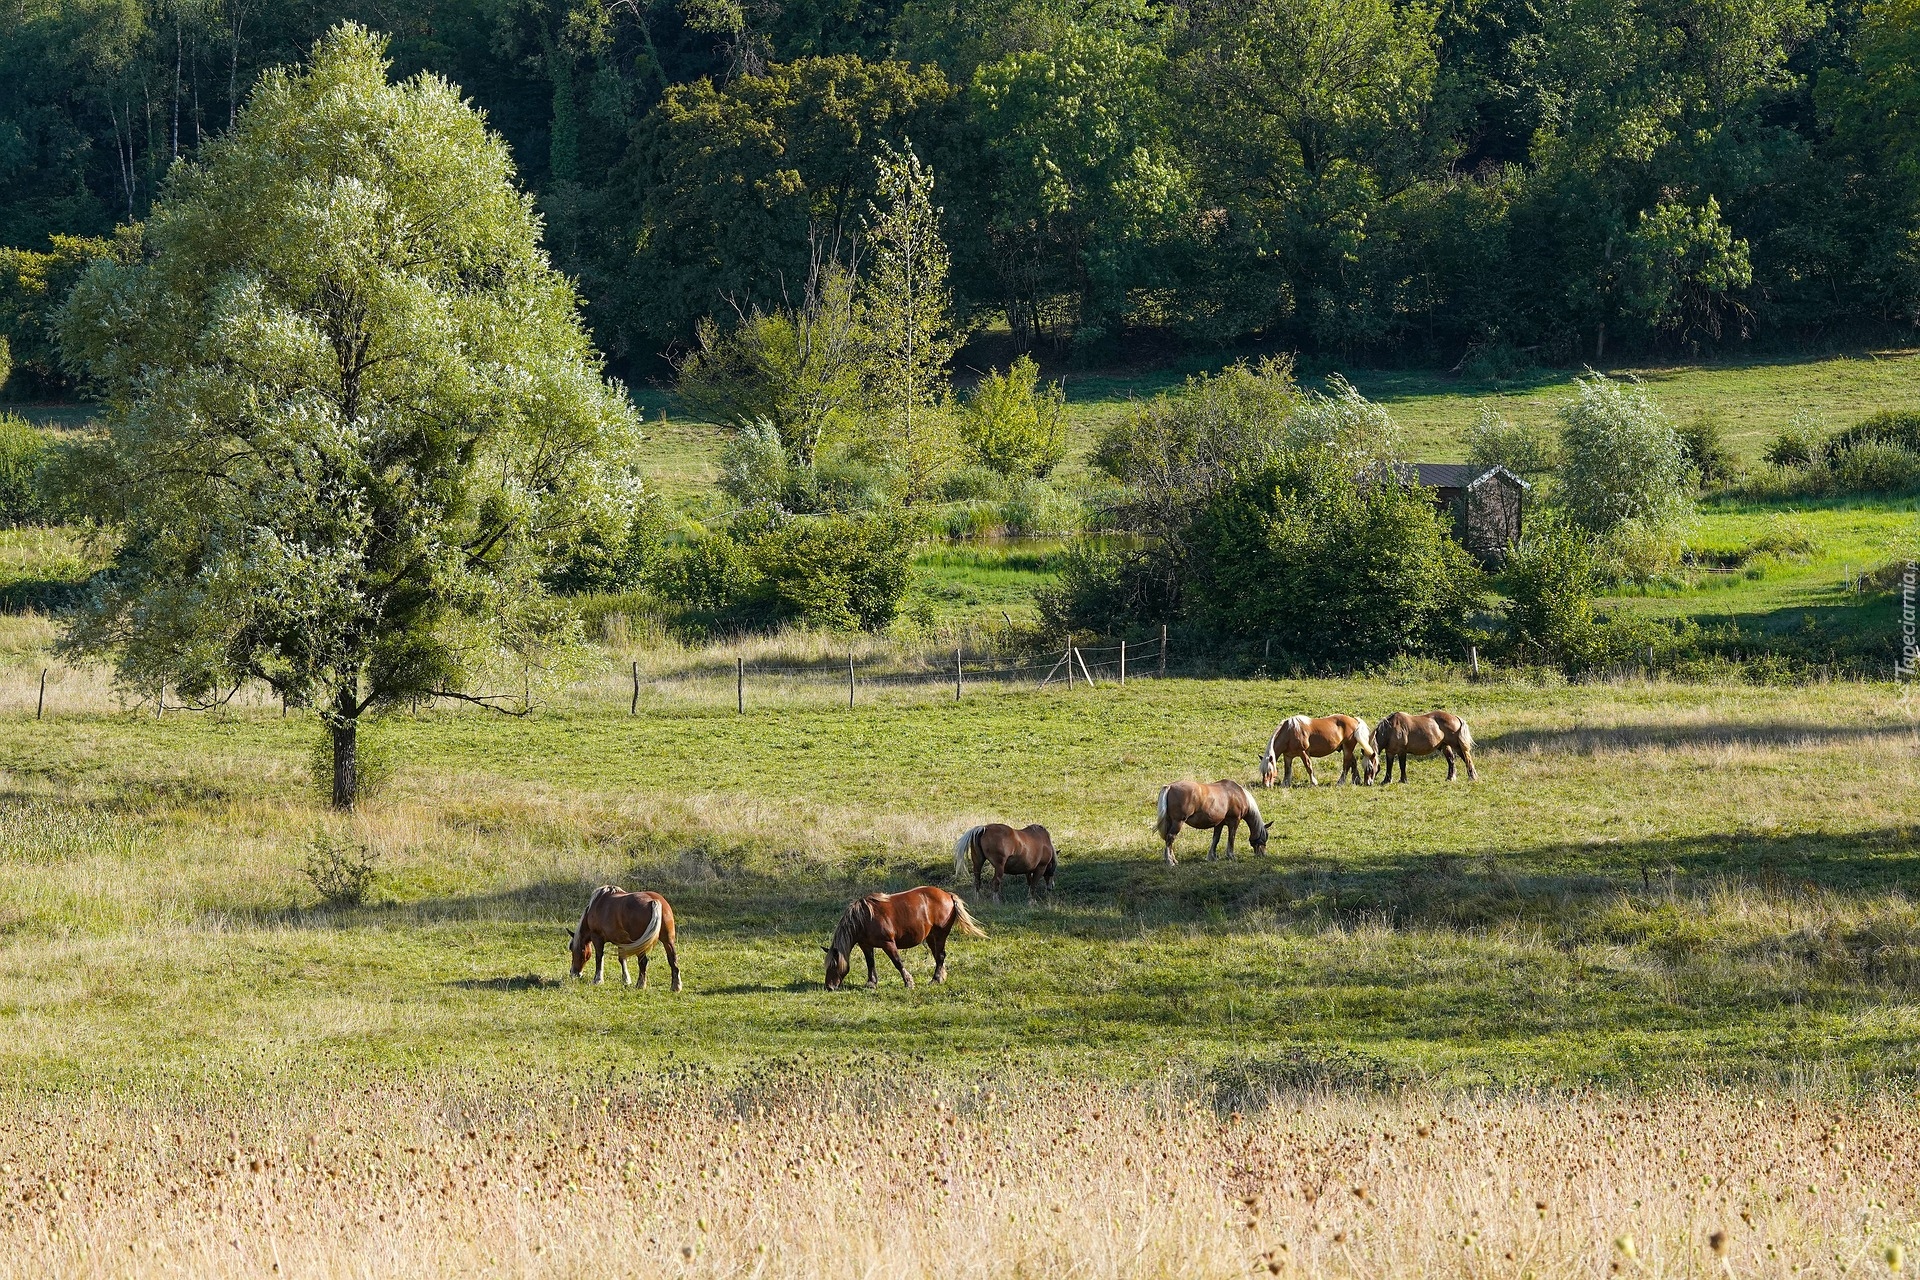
<box><xmin>1468</xmin><ymin>645</ymin><xmax>1480</xmax><ymax>678</ymax></box>
<box><xmin>1119</xmin><ymin>640</ymin><xmax>1127</xmax><ymax>686</ymax></box>
<box><xmin>36</xmin><ymin>668</ymin><xmax>46</xmax><ymax>720</ymax></box>
<box><xmin>1066</xmin><ymin>638</ymin><xmax>1075</xmax><ymax>689</ymax></box>
<box><xmin>736</xmin><ymin>656</ymin><xmax>744</xmax><ymax>714</ymax></box>
<box><xmin>1159</xmin><ymin>625</ymin><xmax>1167</xmax><ymax>678</ymax></box>
<box><xmin>848</xmin><ymin>653</ymin><xmax>856</xmax><ymax>708</ymax></box>
<box><xmin>630</xmin><ymin>660</ymin><xmax>639</xmax><ymax>715</ymax></box>
<box><xmin>955</xmin><ymin>645</ymin><xmax>963</xmax><ymax>702</ymax></box>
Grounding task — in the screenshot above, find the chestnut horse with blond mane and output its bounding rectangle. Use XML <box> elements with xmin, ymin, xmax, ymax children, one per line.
<box><xmin>953</xmin><ymin>823</ymin><xmax>1058</xmax><ymax>903</ymax></box>
<box><xmin>1260</xmin><ymin>714</ymin><xmax>1377</xmax><ymax>787</ymax></box>
<box><xmin>569</xmin><ymin>886</ymin><xmax>682</xmax><ymax>990</ymax></box>
<box><xmin>1154</xmin><ymin>780</ymin><xmax>1268</xmax><ymax>865</ymax></box>
<box><xmin>1375</xmin><ymin>709</ymin><xmax>1477</xmax><ymax>784</ymax></box>
<box><xmin>824</xmin><ymin>886</ymin><xmax>985</xmax><ymax>990</ymax></box>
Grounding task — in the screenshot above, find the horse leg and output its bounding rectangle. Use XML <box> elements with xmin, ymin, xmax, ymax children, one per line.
<box><xmin>1164</xmin><ymin>836</ymin><xmax>1178</xmax><ymax>867</ymax></box>
<box><xmin>880</xmin><ymin>940</ymin><xmax>913</xmax><ymax>988</ymax></box>
<box><xmin>662</xmin><ymin>936</ymin><xmax>682</xmax><ymax>992</ymax></box>
<box><xmin>1027</xmin><ymin>871</ymin><xmax>1039</xmax><ymax>905</ymax></box>
<box><xmin>1226</xmin><ymin>816</ymin><xmax>1239</xmax><ymax>859</ymax></box>
<box><xmin>862</xmin><ymin>945</ymin><xmax>878</xmax><ymax>988</ymax></box>
<box><xmin>1283</xmin><ymin>756</ymin><xmax>1294</xmax><ymax>788</ymax></box>
<box><xmin>1302</xmin><ymin>755</ymin><xmax>1321</xmax><ymax>786</ymax></box>
<box><xmin>592</xmin><ymin>941</ymin><xmax>606</xmax><ymax>985</ymax></box>
<box><xmin>1207</xmin><ymin>825</ymin><xmax>1222</xmax><ymax>861</ymax></box>
<box><xmin>636</xmin><ymin>951</ymin><xmax>650</xmax><ymax>989</ymax></box>
<box><xmin>991</xmin><ymin>862</ymin><xmax>1006</xmax><ymax>904</ymax></box>
<box><xmin>1460</xmin><ymin>742</ymin><xmax>1478</xmax><ymax>781</ymax></box>
<box><xmin>1442</xmin><ymin>745</ymin><xmax>1457</xmax><ymax>781</ymax></box>
<box><xmin>618</xmin><ymin>952</ymin><xmax>632</xmax><ymax>987</ymax></box>
<box><xmin>929</xmin><ymin>929</ymin><xmax>949</xmax><ymax>983</ymax></box>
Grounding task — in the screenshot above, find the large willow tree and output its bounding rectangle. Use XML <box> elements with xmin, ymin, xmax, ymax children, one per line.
<box><xmin>59</xmin><ymin>23</ymin><xmax>639</xmax><ymax>807</ymax></box>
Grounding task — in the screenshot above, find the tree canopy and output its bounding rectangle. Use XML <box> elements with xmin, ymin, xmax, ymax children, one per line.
<box><xmin>57</xmin><ymin>23</ymin><xmax>639</xmax><ymax>806</ymax></box>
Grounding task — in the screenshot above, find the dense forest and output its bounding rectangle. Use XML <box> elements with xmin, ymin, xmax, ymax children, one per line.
<box><xmin>2</xmin><ymin>0</ymin><xmax>1919</xmax><ymax>390</ymax></box>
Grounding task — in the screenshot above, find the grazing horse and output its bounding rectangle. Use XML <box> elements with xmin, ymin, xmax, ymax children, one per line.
<box><xmin>1375</xmin><ymin>710</ymin><xmax>1477</xmax><ymax>784</ymax></box>
<box><xmin>824</xmin><ymin>886</ymin><xmax>985</xmax><ymax>990</ymax></box>
<box><xmin>953</xmin><ymin>823</ymin><xmax>1058</xmax><ymax>903</ymax></box>
<box><xmin>1260</xmin><ymin>714</ymin><xmax>1377</xmax><ymax>787</ymax></box>
<box><xmin>569</xmin><ymin>886</ymin><xmax>682</xmax><ymax>990</ymax></box>
<box><xmin>1154</xmin><ymin>780</ymin><xmax>1269</xmax><ymax>866</ymax></box>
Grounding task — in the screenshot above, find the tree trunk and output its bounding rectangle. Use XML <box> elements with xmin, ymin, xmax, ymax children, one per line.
<box><xmin>330</xmin><ymin>690</ymin><xmax>358</xmax><ymax>810</ymax></box>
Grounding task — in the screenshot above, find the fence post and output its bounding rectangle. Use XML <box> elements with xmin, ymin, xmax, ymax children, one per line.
<box><xmin>1159</xmin><ymin>625</ymin><xmax>1167</xmax><ymax>678</ymax></box>
<box><xmin>36</xmin><ymin>668</ymin><xmax>46</xmax><ymax>720</ymax></box>
<box><xmin>1468</xmin><ymin>645</ymin><xmax>1480</xmax><ymax>678</ymax></box>
<box><xmin>630</xmin><ymin>660</ymin><xmax>639</xmax><ymax>715</ymax></box>
<box><xmin>1075</xmin><ymin>646</ymin><xmax>1096</xmax><ymax>687</ymax></box>
<box><xmin>1119</xmin><ymin>640</ymin><xmax>1126</xmax><ymax>687</ymax></box>
<box><xmin>955</xmin><ymin>645</ymin><xmax>963</xmax><ymax>702</ymax></box>
<box><xmin>736</xmin><ymin>656</ymin><xmax>744</xmax><ymax>714</ymax></box>
<box><xmin>1066</xmin><ymin>638</ymin><xmax>1075</xmax><ymax>689</ymax></box>
<box><xmin>848</xmin><ymin>653</ymin><xmax>856</xmax><ymax>708</ymax></box>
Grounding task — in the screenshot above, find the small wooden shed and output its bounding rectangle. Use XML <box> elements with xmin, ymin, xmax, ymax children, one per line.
<box><xmin>1405</xmin><ymin>463</ymin><xmax>1530</xmax><ymax>562</ymax></box>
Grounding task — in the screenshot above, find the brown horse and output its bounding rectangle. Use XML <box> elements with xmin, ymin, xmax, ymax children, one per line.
<box><xmin>1154</xmin><ymin>780</ymin><xmax>1269</xmax><ymax>866</ymax></box>
<box><xmin>953</xmin><ymin>823</ymin><xmax>1058</xmax><ymax>903</ymax></box>
<box><xmin>569</xmin><ymin>886</ymin><xmax>682</xmax><ymax>990</ymax></box>
<box><xmin>824</xmin><ymin>886</ymin><xmax>985</xmax><ymax>990</ymax></box>
<box><xmin>1260</xmin><ymin>714</ymin><xmax>1377</xmax><ymax>787</ymax></box>
<box><xmin>1375</xmin><ymin>710</ymin><xmax>1477</xmax><ymax>784</ymax></box>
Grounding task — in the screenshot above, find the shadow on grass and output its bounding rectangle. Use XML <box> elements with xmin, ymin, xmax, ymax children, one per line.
<box><xmin>1488</xmin><ymin>719</ymin><xmax>1913</xmax><ymax>754</ymax></box>
<box><xmin>447</xmin><ymin>973</ymin><xmax>562</xmax><ymax>991</ymax></box>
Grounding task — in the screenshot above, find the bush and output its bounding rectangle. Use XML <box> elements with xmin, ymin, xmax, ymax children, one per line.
<box><xmin>999</xmin><ymin>478</ymin><xmax>1083</xmax><ymax>535</ymax></box>
<box><xmin>545</xmin><ymin>494</ymin><xmax>671</xmax><ymax>594</ymax></box>
<box><xmin>1827</xmin><ymin>439</ymin><xmax>1920</xmax><ymax>494</ymax></box>
<box><xmin>1500</xmin><ymin>522</ymin><xmax>1597</xmax><ymax>666</ymax></box>
<box><xmin>1828</xmin><ymin>408</ymin><xmax>1920</xmax><ymax>456</ymax></box>
<box><xmin>0</xmin><ymin>414</ymin><xmax>53</xmax><ymax>525</ymax></box>
<box><xmin>1464</xmin><ymin>406</ymin><xmax>1557</xmax><ymax>481</ymax></box>
<box><xmin>1181</xmin><ymin>459</ymin><xmax>1484</xmax><ymax>665</ymax></box>
<box><xmin>654</xmin><ymin>511</ymin><xmax>917</xmax><ymax>632</ymax></box>
<box><xmin>958</xmin><ymin>355</ymin><xmax>1068</xmax><ymax>479</ymax></box>
<box><xmin>1677</xmin><ymin>411</ymin><xmax>1736</xmax><ymax>486</ymax></box>
<box><xmin>303</xmin><ymin>833</ymin><xmax>378</xmax><ymax>908</ymax></box>
<box><xmin>1763</xmin><ymin>416</ymin><xmax>1824</xmax><ymax>468</ymax></box>
<box><xmin>1555</xmin><ymin>375</ymin><xmax>1689</xmax><ymax>533</ymax></box>
<box><xmin>941</xmin><ymin>463</ymin><xmax>1010</xmax><ymax>502</ymax></box>
<box><xmin>718</xmin><ymin>419</ymin><xmax>798</xmax><ymax>508</ymax></box>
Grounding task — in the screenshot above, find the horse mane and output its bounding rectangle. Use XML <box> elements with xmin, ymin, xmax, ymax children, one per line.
<box><xmin>1351</xmin><ymin>716</ymin><xmax>1374</xmax><ymax>753</ymax></box>
<box><xmin>829</xmin><ymin>896</ymin><xmax>877</xmax><ymax>956</ymax></box>
<box><xmin>571</xmin><ymin>885</ymin><xmax>614</xmax><ymax>950</ymax></box>
<box><xmin>1237</xmin><ymin>783</ymin><xmax>1268</xmax><ymax>840</ymax></box>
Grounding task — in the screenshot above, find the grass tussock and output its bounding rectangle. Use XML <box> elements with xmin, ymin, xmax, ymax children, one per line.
<box><xmin>0</xmin><ymin>1081</ymin><xmax>1912</xmax><ymax>1279</ymax></box>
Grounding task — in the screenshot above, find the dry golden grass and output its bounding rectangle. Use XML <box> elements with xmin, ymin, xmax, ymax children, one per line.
<box><xmin>1</xmin><ymin>1082</ymin><xmax>1913</xmax><ymax>1279</ymax></box>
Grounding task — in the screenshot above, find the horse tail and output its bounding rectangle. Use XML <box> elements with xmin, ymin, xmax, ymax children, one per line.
<box><xmin>1155</xmin><ymin>785</ymin><xmax>1172</xmax><ymax>840</ymax></box>
<box><xmin>572</xmin><ymin>885</ymin><xmax>612</xmax><ymax>948</ymax></box>
<box><xmin>1455</xmin><ymin>717</ymin><xmax>1474</xmax><ymax>752</ymax></box>
<box><xmin>953</xmin><ymin>826</ymin><xmax>982</xmax><ymax>881</ymax></box>
<box><xmin>949</xmin><ymin>895</ymin><xmax>987</xmax><ymax>938</ymax></box>
<box><xmin>628</xmin><ymin>899</ymin><xmax>664</xmax><ymax>954</ymax></box>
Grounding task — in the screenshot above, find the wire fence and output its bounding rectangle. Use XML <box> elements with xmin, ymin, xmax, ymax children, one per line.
<box><xmin>616</xmin><ymin>633</ymin><xmax>1173</xmax><ymax>712</ymax></box>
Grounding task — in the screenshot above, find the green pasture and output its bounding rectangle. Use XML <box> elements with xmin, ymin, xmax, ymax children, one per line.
<box><xmin>0</xmin><ymin>673</ymin><xmax>1914</xmax><ymax>1092</ymax></box>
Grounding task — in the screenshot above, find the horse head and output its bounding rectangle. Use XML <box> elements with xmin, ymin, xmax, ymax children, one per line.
<box><xmin>566</xmin><ymin>929</ymin><xmax>590</xmax><ymax>978</ymax></box>
<box><xmin>823</xmin><ymin>941</ymin><xmax>850</xmax><ymax>990</ymax></box>
<box><xmin>1259</xmin><ymin>749</ymin><xmax>1279</xmax><ymax>787</ymax></box>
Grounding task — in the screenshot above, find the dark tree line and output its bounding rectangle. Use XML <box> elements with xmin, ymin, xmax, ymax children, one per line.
<box><xmin>4</xmin><ymin>0</ymin><xmax>1920</xmax><ymax>388</ymax></box>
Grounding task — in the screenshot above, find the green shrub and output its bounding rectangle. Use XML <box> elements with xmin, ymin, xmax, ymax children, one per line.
<box><xmin>1464</xmin><ymin>406</ymin><xmax>1557</xmax><ymax>481</ymax></box>
<box><xmin>654</xmin><ymin>512</ymin><xmax>916</xmax><ymax>632</ymax></box>
<box><xmin>717</xmin><ymin>419</ymin><xmax>797</xmax><ymax>508</ymax></box>
<box><xmin>1763</xmin><ymin>416</ymin><xmax>1823</xmax><ymax>468</ymax></box>
<box><xmin>658</xmin><ymin>530</ymin><xmax>762</xmax><ymax>614</ymax></box>
<box><xmin>545</xmin><ymin>494</ymin><xmax>671</xmax><ymax>594</ymax></box>
<box><xmin>958</xmin><ymin>355</ymin><xmax>1068</xmax><ymax>479</ymax></box>
<box><xmin>1827</xmin><ymin>439</ymin><xmax>1920</xmax><ymax>494</ymax></box>
<box><xmin>1677</xmin><ymin>411</ymin><xmax>1736</xmax><ymax>485</ymax></box>
<box><xmin>1500</xmin><ymin>522</ymin><xmax>1597</xmax><ymax>666</ymax></box>
<box><xmin>1828</xmin><ymin>408</ymin><xmax>1920</xmax><ymax>456</ymax></box>
<box><xmin>1000</xmin><ymin>478</ymin><xmax>1083</xmax><ymax>535</ymax></box>
<box><xmin>941</xmin><ymin>464</ymin><xmax>1010</xmax><ymax>502</ymax></box>
<box><xmin>0</xmin><ymin>413</ymin><xmax>53</xmax><ymax>525</ymax></box>
<box><xmin>302</xmin><ymin>832</ymin><xmax>378</xmax><ymax>908</ymax></box>
<box><xmin>1555</xmin><ymin>375</ymin><xmax>1689</xmax><ymax>533</ymax></box>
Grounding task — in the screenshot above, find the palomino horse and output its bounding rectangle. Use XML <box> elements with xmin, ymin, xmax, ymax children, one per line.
<box><xmin>569</xmin><ymin>886</ymin><xmax>682</xmax><ymax>990</ymax></box>
<box><xmin>1375</xmin><ymin>710</ymin><xmax>1477</xmax><ymax>784</ymax></box>
<box><xmin>1154</xmin><ymin>780</ymin><xmax>1269</xmax><ymax>865</ymax></box>
<box><xmin>953</xmin><ymin>823</ymin><xmax>1058</xmax><ymax>903</ymax></box>
<box><xmin>1260</xmin><ymin>714</ymin><xmax>1377</xmax><ymax>787</ymax></box>
<box><xmin>824</xmin><ymin>886</ymin><xmax>985</xmax><ymax>990</ymax></box>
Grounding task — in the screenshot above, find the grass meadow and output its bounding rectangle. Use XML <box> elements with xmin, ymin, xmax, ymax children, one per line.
<box><xmin>2</xmin><ymin>349</ymin><xmax>1916</xmax><ymax>1276</ymax></box>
